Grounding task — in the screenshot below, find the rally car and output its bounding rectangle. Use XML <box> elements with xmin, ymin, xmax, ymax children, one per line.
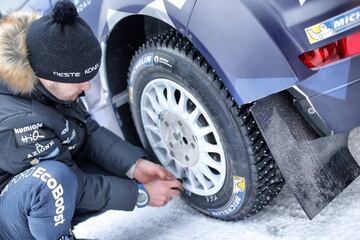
<box><xmin>8</xmin><ymin>0</ymin><xmax>360</xmax><ymax>220</ymax></box>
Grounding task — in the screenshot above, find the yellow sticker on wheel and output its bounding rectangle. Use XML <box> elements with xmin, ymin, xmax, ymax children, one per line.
<box><xmin>208</xmin><ymin>176</ymin><xmax>246</xmax><ymax>217</ymax></box>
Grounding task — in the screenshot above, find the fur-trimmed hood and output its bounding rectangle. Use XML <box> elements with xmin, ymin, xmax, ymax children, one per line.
<box><xmin>0</xmin><ymin>11</ymin><xmax>40</xmax><ymax>94</ymax></box>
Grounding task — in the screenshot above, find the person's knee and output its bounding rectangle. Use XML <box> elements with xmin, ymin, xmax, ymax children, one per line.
<box><xmin>32</xmin><ymin>160</ymin><xmax>78</xmax><ymax>194</ymax></box>
<box><xmin>0</xmin><ymin>161</ymin><xmax>79</xmax><ymax>240</ymax></box>
<box><xmin>29</xmin><ymin>161</ymin><xmax>78</xmax><ymax>227</ymax></box>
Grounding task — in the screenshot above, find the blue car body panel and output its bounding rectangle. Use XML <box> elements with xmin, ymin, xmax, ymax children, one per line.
<box><xmin>97</xmin><ymin>0</ymin><xmax>196</xmax><ymax>37</ymax></box>
<box><xmin>299</xmin><ymin>56</ymin><xmax>360</xmax><ymax>133</ymax></box>
<box><xmin>187</xmin><ymin>0</ymin><xmax>298</xmax><ymax>105</ymax></box>
<box><xmin>16</xmin><ymin>0</ymin><xmax>360</xmax><ymax>134</ymax></box>
<box><xmin>187</xmin><ymin>0</ymin><xmax>360</xmax><ymax>133</ymax></box>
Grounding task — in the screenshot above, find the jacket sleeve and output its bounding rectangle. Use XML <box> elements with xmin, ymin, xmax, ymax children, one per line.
<box><xmin>0</xmin><ymin>114</ymin><xmax>139</xmax><ymax>212</ymax></box>
<box><xmin>71</xmin><ymin>162</ymin><xmax>139</xmax><ymax>213</ymax></box>
<box><xmin>83</xmin><ymin>115</ymin><xmax>148</xmax><ymax>178</ymax></box>
<box><xmin>64</xmin><ymin>150</ymin><xmax>139</xmax><ymax>212</ymax></box>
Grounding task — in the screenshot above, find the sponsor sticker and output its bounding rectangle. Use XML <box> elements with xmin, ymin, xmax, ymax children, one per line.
<box><xmin>14</xmin><ymin>123</ymin><xmax>43</xmax><ymax>134</ymax></box>
<box><xmin>61</xmin><ymin>120</ymin><xmax>70</xmax><ymax>135</ymax></box>
<box><xmin>62</xmin><ymin>129</ymin><xmax>77</xmax><ymax>145</ymax></box>
<box><xmin>38</xmin><ymin>147</ymin><xmax>60</xmax><ymax>161</ymax></box>
<box><xmin>208</xmin><ymin>176</ymin><xmax>246</xmax><ymax>217</ymax></box>
<box><xmin>68</xmin><ymin>144</ymin><xmax>77</xmax><ymax>151</ymax></box>
<box><xmin>13</xmin><ymin>123</ymin><xmax>53</xmax><ymax>146</ymax></box>
<box><xmin>305</xmin><ymin>7</ymin><xmax>360</xmax><ymax>44</ymax></box>
<box><xmin>27</xmin><ymin>140</ymin><xmax>55</xmax><ymax>159</ymax></box>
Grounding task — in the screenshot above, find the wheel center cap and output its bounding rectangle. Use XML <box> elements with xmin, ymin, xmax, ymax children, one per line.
<box><xmin>159</xmin><ymin>111</ymin><xmax>199</xmax><ymax>167</ymax></box>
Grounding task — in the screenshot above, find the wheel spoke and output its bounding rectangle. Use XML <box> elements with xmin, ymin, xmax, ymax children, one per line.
<box><xmin>185</xmin><ymin>170</ymin><xmax>198</xmax><ymax>192</ymax></box>
<box><xmin>174</xmin><ymin>161</ymin><xmax>183</xmax><ymax>178</ymax></box>
<box><xmin>165</xmin><ymin>83</ymin><xmax>177</xmax><ymax>111</ymax></box>
<box><xmin>195</xmin><ymin>126</ymin><xmax>213</xmax><ymax>138</ymax></box>
<box><xmin>143</xmin><ymin>107</ymin><xmax>158</xmax><ymax>124</ymax></box>
<box><xmin>198</xmin><ymin>163</ymin><xmax>220</xmax><ymax>187</ymax></box>
<box><xmin>155</xmin><ymin>150</ymin><xmax>172</xmax><ymax>168</ymax></box>
<box><xmin>187</xmin><ymin>107</ymin><xmax>201</xmax><ymax>124</ymax></box>
<box><xmin>145</xmin><ymin>92</ymin><xmax>162</xmax><ymax>113</ymax></box>
<box><xmin>154</xmin><ymin>85</ymin><xmax>168</xmax><ymax>109</ymax></box>
<box><xmin>177</xmin><ymin>93</ymin><xmax>187</xmax><ymax>113</ymax></box>
<box><xmin>152</xmin><ymin>139</ymin><xmax>167</xmax><ymax>150</ymax></box>
<box><xmin>144</xmin><ymin>125</ymin><xmax>161</xmax><ymax>137</ymax></box>
<box><xmin>201</xmin><ymin>153</ymin><xmax>223</xmax><ymax>172</ymax></box>
<box><xmin>198</xmin><ymin>139</ymin><xmax>222</xmax><ymax>154</ymax></box>
<box><xmin>192</xmin><ymin>168</ymin><xmax>212</xmax><ymax>192</ymax></box>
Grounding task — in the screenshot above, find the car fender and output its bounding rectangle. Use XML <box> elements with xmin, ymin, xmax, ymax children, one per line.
<box><xmin>187</xmin><ymin>0</ymin><xmax>299</xmax><ymax>105</ymax></box>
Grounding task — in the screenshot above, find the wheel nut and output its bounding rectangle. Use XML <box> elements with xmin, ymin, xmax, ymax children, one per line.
<box><xmin>191</xmin><ymin>143</ymin><xmax>196</xmax><ymax>148</ymax></box>
<box><xmin>173</xmin><ymin>133</ymin><xmax>179</xmax><ymax>140</ymax></box>
<box><xmin>169</xmin><ymin>142</ymin><xmax>174</xmax><ymax>148</ymax></box>
<box><xmin>185</xmin><ymin>155</ymin><xmax>189</xmax><ymax>161</ymax></box>
<box><xmin>165</xmin><ymin>121</ymin><xmax>169</xmax><ymax>127</ymax></box>
<box><xmin>170</xmin><ymin>151</ymin><xmax>175</xmax><ymax>157</ymax></box>
<box><xmin>178</xmin><ymin>121</ymin><xmax>183</xmax><ymax>126</ymax></box>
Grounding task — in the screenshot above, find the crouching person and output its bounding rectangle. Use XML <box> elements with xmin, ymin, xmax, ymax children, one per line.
<box><xmin>0</xmin><ymin>1</ymin><xmax>182</xmax><ymax>239</ymax></box>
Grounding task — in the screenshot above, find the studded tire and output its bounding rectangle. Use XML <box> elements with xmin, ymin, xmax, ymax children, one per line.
<box><xmin>128</xmin><ymin>31</ymin><xmax>285</xmax><ymax>220</ymax></box>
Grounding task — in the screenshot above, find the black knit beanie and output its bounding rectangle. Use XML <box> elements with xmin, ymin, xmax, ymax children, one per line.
<box><xmin>26</xmin><ymin>0</ymin><xmax>101</xmax><ymax>83</ymax></box>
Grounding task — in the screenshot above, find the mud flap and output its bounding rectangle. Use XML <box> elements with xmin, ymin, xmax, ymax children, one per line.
<box><xmin>251</xmin><ymin>92</ymin><xmax>360</xmax><ymax>219</ymax></box>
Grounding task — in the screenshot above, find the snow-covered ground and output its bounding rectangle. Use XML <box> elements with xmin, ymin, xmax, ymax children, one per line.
<box><xmin>74</xmin><ymin>177</ymin><xmax>360</xmax><ymax>240</ymax></box>
<box><xmin>75</xmin><ymin>129</ymin><xmax>360</xmax><ymax>239</ymax></box>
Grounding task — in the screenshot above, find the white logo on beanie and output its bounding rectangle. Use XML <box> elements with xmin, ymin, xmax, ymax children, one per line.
<box><xmin>52</xmin><ymin>62</ymin><xmax>100</xmax><ymax>78</ymax></box>
<box><xmin>84</xmin><ymin>63</ymin><xmax>100</xmax><ymax>75</ymax></box>
<box><xmin>53</xmin><ymin>72</ymin><xmax>81</xmax><ymax>78</ymax></box>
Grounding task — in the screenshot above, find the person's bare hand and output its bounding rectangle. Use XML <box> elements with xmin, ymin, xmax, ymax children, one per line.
<box><xmin>144</xmin><ymin>179</ymin><xmax>183</xmax><ymax>207</ymax></box>
<box><xmin>134</xmin><ymin>159</ymin><xmax>176</xmax><ymax>184</ymax></box>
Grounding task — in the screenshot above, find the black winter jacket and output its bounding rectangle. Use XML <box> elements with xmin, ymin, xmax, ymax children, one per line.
<box><xmin>0</xmin><ymin>11</ymin><xmax>146</xmax><ymax>213</ymax></box>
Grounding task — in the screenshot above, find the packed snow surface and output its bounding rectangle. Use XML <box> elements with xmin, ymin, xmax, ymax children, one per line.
<box><xmin>75</xmin><ymin>179</ymin><xmax>360</xmax><ymax>240</ymax></box>
<box><xmin>75</xmin><ymin>129</ymin><xmax>360</xmax><ymax>239</ymax></box>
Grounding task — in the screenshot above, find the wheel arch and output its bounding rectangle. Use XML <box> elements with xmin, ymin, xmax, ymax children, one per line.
<box><xmin>102</xmin><ymin>3</ymin><xmax>315</xmax><ymax>143</ymax></box>
<box><xmin>105</xmin><ymin>15</ymin><xmax>174</xmax><ymax>95</ymax></box>
<box><xmin>104</xmin><ymin>14</ymin><xmax>177</xmax><ymax>145</ymax></box>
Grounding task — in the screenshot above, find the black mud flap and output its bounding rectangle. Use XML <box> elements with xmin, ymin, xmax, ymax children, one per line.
<box><xmin>251</xmin><ymin>92</ymin><xmax>360</xmax><ymax>219</ymax></box>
